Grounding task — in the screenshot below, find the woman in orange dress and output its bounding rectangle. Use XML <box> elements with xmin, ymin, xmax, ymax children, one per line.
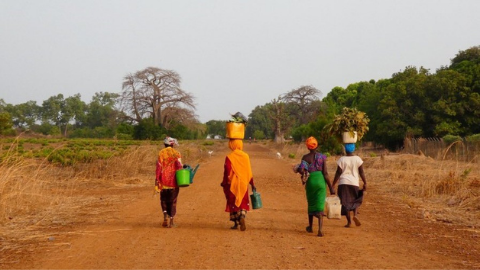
<box><xmin>221</xmin><ymin>139</ymin><xmax>256</xmax><ymax>231</ymax></box>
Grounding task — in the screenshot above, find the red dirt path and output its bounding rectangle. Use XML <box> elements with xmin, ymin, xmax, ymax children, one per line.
<box><xmin>2</xmin><ymin>143</ymin><xmax>479</xmax><ymax>269</ymax></box>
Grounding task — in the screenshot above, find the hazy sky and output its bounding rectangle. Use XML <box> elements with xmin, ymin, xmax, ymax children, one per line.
<box><xmin>1</xmin><ymin>0</ymin><xmax>479</xmax><ymax>123</ymax></box>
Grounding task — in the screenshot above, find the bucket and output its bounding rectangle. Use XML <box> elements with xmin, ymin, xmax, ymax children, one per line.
<box><xmin>176</xmin><ymin>169</ymin><xmax>191</xmax><ymax>187</ymax></box>
<box><xmin>342</xmin><ymin>131</ymin><xmax>357</xmax><ymax>143</ymax></box>
<box><xmin>250</xmin><ymin>189</ymin><xmax>262</xmax><ymax>209</ymax></box>
<box><xmin>226</xmin><ymin>122</ymin><xmax>245</xmax><ymax>139</ymax></box>
<box><xmin>325</xmin><ymin>196</ymin><xmax>341</xmax><ymax>219</ymax></box>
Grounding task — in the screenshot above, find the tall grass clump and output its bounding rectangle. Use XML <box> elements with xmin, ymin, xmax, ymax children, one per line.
<box><xmin>0</xmin><ymin>140</ymin><xmax>70</xmax><ymax>226</ymax></box>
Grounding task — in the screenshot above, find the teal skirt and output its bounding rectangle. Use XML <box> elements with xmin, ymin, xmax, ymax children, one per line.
<box><xmin>305</xmin><ymin>171</ymin><xmax>326</xmax><ymax>214</ymax></box>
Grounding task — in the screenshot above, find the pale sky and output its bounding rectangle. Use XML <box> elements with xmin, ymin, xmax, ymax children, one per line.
<box><xmin>1</xmin><ymin>0</ymin><xmax>479</xmax><ymax>123</ymax></box>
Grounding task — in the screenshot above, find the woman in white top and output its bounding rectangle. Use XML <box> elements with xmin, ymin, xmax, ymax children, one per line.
<box><xmin>332</xmin><ymin>143</ymin><xmax>367</xmax><ymax>227</ymax></box>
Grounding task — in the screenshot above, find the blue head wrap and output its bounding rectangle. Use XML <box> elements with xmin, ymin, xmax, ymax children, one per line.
<box><xmin>345</xmin><ymin>143</ymin><xmax>355</xmax><ymax>153</ymax></box>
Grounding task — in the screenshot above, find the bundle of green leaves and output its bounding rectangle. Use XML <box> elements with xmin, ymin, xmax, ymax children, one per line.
<box><xmin>227</xmin><ymin>112</ymin><xmax>248</xmax><ymax>124</ymax></box>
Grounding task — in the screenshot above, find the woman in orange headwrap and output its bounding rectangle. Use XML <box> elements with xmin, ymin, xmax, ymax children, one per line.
<box><xmin>297</xmin><ymin>136</ymin><xmax>334</xmax><ymax>237</ymax></box>
<box><xmin>221</xmin><ymin>139</ymin><xmax>256</xmax><ymax>231</ymax></box>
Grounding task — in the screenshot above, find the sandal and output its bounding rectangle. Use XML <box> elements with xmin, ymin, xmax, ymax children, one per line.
<box><xmin>306</xmin><ymin>226</ymin><xmax>313</xmax><ymax>233</ymax></box>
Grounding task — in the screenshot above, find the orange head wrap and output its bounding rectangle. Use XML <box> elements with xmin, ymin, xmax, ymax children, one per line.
<box><xmin>306</xmin><ymin>136</ymin><xmax>318</xmax><ymax>150</ymax></box>
<box><xmin>228</xmin><ymin>139</ymin><xmax>243</xmax><ymax>151</ymax></box>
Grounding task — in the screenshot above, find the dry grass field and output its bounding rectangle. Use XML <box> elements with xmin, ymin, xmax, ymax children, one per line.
<box><xmin>1</xmin><ymin>137</ymin><xmax>479</xmax><ymax>268</ymax></box>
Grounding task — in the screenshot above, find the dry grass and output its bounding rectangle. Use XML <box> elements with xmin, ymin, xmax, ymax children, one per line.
<box><xmin>0</xmin><ymin>138</ymin><xmax>222</xmax><ymax>260</ymax></box>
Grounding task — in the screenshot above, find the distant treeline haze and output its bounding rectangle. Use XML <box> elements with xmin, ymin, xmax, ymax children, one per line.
<box><xmin>1</xmin><ymin>46</ymin><xmax>479</xmax><ymax>152</ymax></box>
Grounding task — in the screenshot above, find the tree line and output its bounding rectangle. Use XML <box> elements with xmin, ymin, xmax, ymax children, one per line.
<box><xmin>0</xmin><ymin>67</ymin><xmax>202</xmax><ymax>140</ymax></box>
<box><xmin>1</xmin><ymin>46</ymin><xmax>479</xmax><ymax>152</ymax></box>
<box><xmin>209</xmin><ymin>45</ymin><xmax>480</xmax><ymax>152</ymax></box>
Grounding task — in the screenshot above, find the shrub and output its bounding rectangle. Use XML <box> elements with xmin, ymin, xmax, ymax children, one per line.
<box><xmin>443</xmin><ymin>135</ymin><xmax>463</xmax><ymax>145</ymax></box>
<box><xmin>466</xmin><ymin>134</ymin><xmax>480</xmax><ymax>143</ymax></box>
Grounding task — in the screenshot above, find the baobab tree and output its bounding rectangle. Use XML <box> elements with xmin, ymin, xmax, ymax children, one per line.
<box><xmin>120</xmin><ymin>67</ymin><xmax>196</xmax><ymax>128</ymax></box>
<box><xmin>283</xmin><ymin>85</ymin><xmax>323</xmax><ymax>125</ymax></box>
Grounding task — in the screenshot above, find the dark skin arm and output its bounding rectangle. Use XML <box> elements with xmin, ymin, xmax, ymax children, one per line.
<box><xmin>358</xmin><ymin>165</ymin><xmax>367</xmax><ymax>191</ymax></box>
<box><xmin>322</xmin><ymin>158</ymin><xmax>335</xmax><ymax>195</ymax></box>
<box><xmin>331</xmin><ymin>167</ymin><xmax>342</xmax><ymax>195</ymax></box>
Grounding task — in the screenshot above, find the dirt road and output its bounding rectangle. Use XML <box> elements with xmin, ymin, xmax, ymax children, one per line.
<box><xmin>2</xmin><ymin>143</ymin><xmax>479</xmax><ymax>269</ymax></box>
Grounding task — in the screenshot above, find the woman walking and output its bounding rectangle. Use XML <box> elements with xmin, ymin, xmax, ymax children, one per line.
<box><xmin>221</xmin><ymin>139</ymin><xmax>256</xmax><ymax>231</ymax></box>
<box><xmin>155</xmin><ymin>137</ymin><xmax>183</xmax><ymax>228</ymax></box>
<box><xmin>297</xmin><ymin>137</ymin><xmax>334</xmax><ymax>237</ymax></box>
<box><xmin>332</xmin><ymin>143</ymin><xmax>367</xmax><ymax>227</ymax></box>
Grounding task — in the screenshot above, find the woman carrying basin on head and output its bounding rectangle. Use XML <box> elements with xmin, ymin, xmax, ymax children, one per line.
<box><xmin>332</xmin><ymin>143</ymin><xmax>367</xmax><ymax>228</ymax></box>
<box><xmin>221</xmin><ymin>139</ymin><xmax>256</xmax><ymax>231</ymax></box>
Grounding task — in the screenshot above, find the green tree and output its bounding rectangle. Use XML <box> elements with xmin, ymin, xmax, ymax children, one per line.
<box><xmin>133</xmin><ymin>118</ymin><xmax>166</xmax><ymax>140</ymax></box>
<box><xmin>246</xmin><ymin>105</ymin><xmax>273</xmax><ymax>139</ymax></box>
<box><xmin>205</xmin><ymin>120</ymin><xmax>226</xmax><ymax>138</ymax></box>
<box><xmin>0</xmin><ymin>112</ymin><xmax>14</xmax><ymax>135</ymax></box>
<box><xmin>85</xmin><ymin>92</ymin><xmax>118</xmax><ymax>128</ymax></box>
<box><xmin>252</xmin><ymin>130</ymin><xmax>265</xmax><ymax>140</ymax></box>
<box><xmin>375</xmin><ymin>66</ymin><xmax>430</xmax><ymax>149</ymax></box>
<box><xmin>10</xmin><ymin>101</ymin><xmax>40</xmax><ymax>129</ymax></box>
<box><xmin>41</xmin><ymin>94</ymin><xmax>86</xmax><ymax>136</ymax></box>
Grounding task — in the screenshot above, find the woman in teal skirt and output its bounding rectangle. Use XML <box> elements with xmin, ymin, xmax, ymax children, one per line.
<box><xmin>297</xmin><ymin>137</ymin><xmax>334</xmax><ymax>237</ymax></box>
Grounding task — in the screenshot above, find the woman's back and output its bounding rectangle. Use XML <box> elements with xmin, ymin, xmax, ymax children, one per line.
<box><xmin>301</xmin><ymin>152</ymin><xmax>327</xmax><ymax>173</ymax></box>
<box><xmin>337</xmin><ymin>155</ymin><xmax>363</xmax><ymax>186</ymax></box>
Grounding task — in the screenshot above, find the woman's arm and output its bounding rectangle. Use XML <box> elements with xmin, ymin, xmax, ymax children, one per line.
<box><xmin>249</xmin><ymin>177</ymin><xmax>255</xmax><ymax>191</ymax></box>
<box><xmin>221</xmin><ymin>157</ymin><xmax>231</xmax><ymax>187</ymax></box>
<box><xmin>358</xmin><ymin>165</ymin><xmax>367</xmax><ymax>191</ymax></box>
<box><xmin>332</xmin><ymin>166</ymin><xmax>342</xmax><ymax>192</ymax></box>
<box><xmin>322</xmin><ymin>157</ymin><xmax>334</xmax><ymax>194</ymax></box>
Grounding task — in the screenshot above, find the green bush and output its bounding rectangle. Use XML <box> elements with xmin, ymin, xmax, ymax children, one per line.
<box><xmin>466</xmin><ymin>134</ymin><xmax>480</xmax><ymax>143</ymax></box>
<box><xmin>443</xmin><ymin>135</ymin><xmax>463</xmax><ymax>145</ymax></box>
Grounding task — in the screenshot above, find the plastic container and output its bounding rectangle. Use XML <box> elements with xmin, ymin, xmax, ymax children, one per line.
<box><xmin>176</xmin><ymin>169</ymin><xmax>191</xmax><ymax>187</ymax></box>
<box><xmin>226</xmin><ymin>122</ymin><xmax>245</xmax><ymax>139</ymax></box>
<box><xmin>250</xmin><ymin>189</ymin><xmax>263</xmax><ymax>209</ymax></box>
<box><xmin>325</xmin><ymin>196</ymin><xmax>342</xmax><ymax>219</ymax></box>
<box><xmin>342</xmin><ymin>131</ymin><xmax>358</xmax><ymax>143</ymax></box>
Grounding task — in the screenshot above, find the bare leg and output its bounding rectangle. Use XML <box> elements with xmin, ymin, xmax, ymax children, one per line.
<box><xmin>317</xmin><ymin>214</ymin><xmax>324</xmax><ymax>237</ymax></box>
<box><xmin>231</xmin><ymin>220</ymin><xmax>238</xmax><ymax>229</ymax></box>
<box><xmin>352</xmin><ymin>208</ymin><xmax>361</xmax><ymax>226</ymax></box>
<box><xmin>306</xmin><ymin>214</ymin><xmax>313</xmax><ymax>233</ymax></box>
<box><xmin>345</xmin><ymin>211</ymin><xmax>352</xmax><ymax>228</ymax></box>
